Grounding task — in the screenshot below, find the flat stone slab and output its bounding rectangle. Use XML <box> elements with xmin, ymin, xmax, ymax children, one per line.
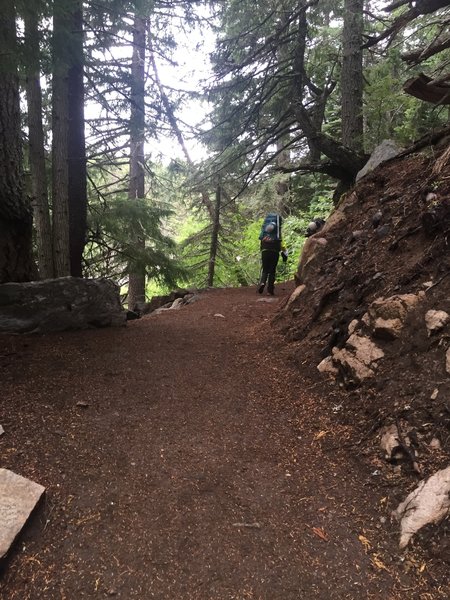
<box><xmin>0</xmin><ymin>469</ymin><xmax>45</xmax><ymax>559</ymax></box>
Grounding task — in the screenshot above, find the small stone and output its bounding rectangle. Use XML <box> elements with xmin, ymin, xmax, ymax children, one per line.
<box><xmin>351</xmin><ymin>230</ymin><xmax>365</xmax><ymax>241</ymax></box>
<box><xmin>375</xmin><ymin>224</ymin><xmax>390</xmax><ymax>239</ymax></box>
<box><xmin>372</xmin><ymin>210</ymin><xmax>383</xmax><ymax>228</ymax></box>
<box><xmin>348</xmin><ymin>319</ymin><xmax>359</xmax><ymax>335</ymax></box>
<box><xmin>429</xmin><ymin>438</ymin><xmax>441</xmax><ymax>450</ymax></box>
<box><xmin>317</xmin><ymin>356</ymin><xmax>338</xmax><ymax>376</ymax></box>
<box><xmin>425</xmin><ymin>310</ymin><xmax>449</xmax><ymax>334</ymax></box>
<box><xmin>213</xmin><ymin>313</ymin><xmax>225</xmax><ymax>318</ymax></box>
<box><xmin>0</xmin><ymin>469</ymin><xmax>45</xmax><ymax>559</ymax></box>
<box><xmin>446</xmin><ymin>348</ymin><xmax>450</xmax><ymax>375</ymax></box>
<box><xmin>76</xmin><ymin>401</ymin><xmax>89</xmax><ymax>408</ymax></box>
<box><xmin>0</xmin><ymin>425</ymin><xmax>4</xmax><ymax>436</ymax></box>
<box><xmin>430</xmin><ymin>388</ymin><xmax>439</xmax><ymax>400</ymax></box>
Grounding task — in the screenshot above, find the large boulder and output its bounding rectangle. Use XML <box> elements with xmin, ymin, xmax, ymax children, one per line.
<box><xmin>330</xmin><ymin>333</ymin><xmax>385</xmax><ymax>384</ymax></box>
<box><xmin>296</xmin><ymin>237</ymin><xmax>328</xmax><ymax>284</ymax></box>
<box><xmin>0</xmin><ymin>277</ymin><xmax>126</xmax><ymax>333</ymax></box>
<box><xmin>393</xmin><ymin>465</ymin><xmax>450</xmax><ymax>549</ymax></box>
<box><xmin>356</xmin><ymin>140</ymin><xmax>403</xmax><ymax>182</ymax></box>
<box><xmin>362</xmin><ymin>293</ymin><xmax>424</xmax><ymax>340</ymax></box>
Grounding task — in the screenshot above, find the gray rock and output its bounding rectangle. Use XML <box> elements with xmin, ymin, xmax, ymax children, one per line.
<box><xmin>375</xmin><ymin>224</ymin><xmax>390</xmax><ymax>239</ymax></box>
<box><xmin>184</xmin><ymin>294</ymin><xmax>201</xmax><ymax>305</ymax></box>
<box><xmin>356</xmin><ymin>140</ymin><xmax>403</xmax><ymax>182</ymax></box>
<box><xmin>0</xmin><ymin>469</ymin><xmax>45</xmax><ymax>559</ymax></box>
<box><xmin>0</xmin><ymin>277</ymin><xmax>126</xmax><ymax>334</ymax></box>
<box><xmin>169</xmin><ymin>298</ymin><xmax>184</xmax><ymax>310</ymax></box>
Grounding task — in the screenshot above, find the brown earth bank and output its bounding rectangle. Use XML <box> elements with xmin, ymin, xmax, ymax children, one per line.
<box><xmin>0</xmin><ymin>283</ymin><xmax>448</xmax><ymax>599</ymax></box>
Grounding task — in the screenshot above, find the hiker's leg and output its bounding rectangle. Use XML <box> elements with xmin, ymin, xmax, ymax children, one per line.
<box><xmin>259</xmin><ymin>252</ymin><xmax>270</xmax><ymax>292</ymax></box>
<box><xmin>267</xmin><ymin>253</ymin><xmax>279</xmax><ymax>294</ymax></box>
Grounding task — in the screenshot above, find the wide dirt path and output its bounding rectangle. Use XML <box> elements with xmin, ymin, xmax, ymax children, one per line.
<box><xmin>1</xmin><ymin>286</ymin><xmax>421</xmax><ymax>599</ymax></box>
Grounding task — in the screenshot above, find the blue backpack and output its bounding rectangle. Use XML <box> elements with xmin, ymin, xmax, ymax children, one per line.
<box><xmin>259</xmin><ymin>213</ymin><xmax>282</xmax><ymax>242</ymax></box>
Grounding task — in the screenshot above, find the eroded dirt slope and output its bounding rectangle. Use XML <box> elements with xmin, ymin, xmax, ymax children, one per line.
<box><xmin>275</xmin><ymin>138</ymin><xmax>450</xmax><ymax>581</ymax></box>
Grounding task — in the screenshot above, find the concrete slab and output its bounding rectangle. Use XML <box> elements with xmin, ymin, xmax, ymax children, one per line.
<box><xmin>0</xmin><ymin>468</ymin><xmax>45</xmax><ymax>559</ymax></box>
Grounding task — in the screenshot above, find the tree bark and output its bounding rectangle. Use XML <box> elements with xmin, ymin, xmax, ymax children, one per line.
<box><xmin>207</xmin><ymin>182</ymin><xmax>221</xmax><ymax>287</ymax></box>
<box><xmin>52</xmin><ymin>2</ymin><xmax>71</xmax><ymax>277</ymax></box>
<box><xmin>292</xmin><ymin>0</ymin><xmax>367</xmax><ymax>185</ymax></box>
<box><xmin>0</xmin><ymin>1</ymin><xmax>34</xmax><ymax>283</ymax></box>
<box><xmin>127</xmin><ymin>14</ymin><xmax>146</xmax><ymax>310</ymax></box>
<box><xmin>291</xmin><ymin>0</ymin><xmax>367</xmax><ymax>181</ymax></box>
<box><xmin>341</xmin><ymin>0</ymin><xmax>364</xmax><ymax>152</ymax></box>
<box><xmin>24</xmin><ymin>6</ymin><xmax>54</xmax><ymax>279</ymax></box>
<box><xmin>68</xmin><ymin>1</ymin><xmax>87</xmax><ymax>277</ymax></box>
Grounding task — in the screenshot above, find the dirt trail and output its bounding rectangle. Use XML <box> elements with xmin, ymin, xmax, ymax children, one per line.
<box><xmin>0</xmin><ymin>285</ymin><xmax>429</xmax><ymax>599</ymax></box>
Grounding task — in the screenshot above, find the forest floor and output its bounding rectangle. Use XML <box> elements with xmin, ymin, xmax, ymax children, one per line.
<box><xmin>1</xmin><ymin>283</ymin><xmax>447</xmax><ymax>600</ymax></box>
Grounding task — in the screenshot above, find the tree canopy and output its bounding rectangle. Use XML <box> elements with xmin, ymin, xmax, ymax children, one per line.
<box><xmin>0</xmin><ymin>0</ymin><xmax>448</xmax><ymax>291</ymax></box>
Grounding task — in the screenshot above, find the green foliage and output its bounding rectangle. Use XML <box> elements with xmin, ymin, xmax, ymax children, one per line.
<box><xmin>85</xmin><ymin>192</ymin><xmax>186</xmax><ymax>288</ymax></box>
<box><xmin>363</xmin><ymin>47</ymin><xmax>449</xmax><ymax>148</ymax></box>
<box><xmin>174</xmin><ymin>187</ymin><xmax>334</xmax><ymax>290</ymax></box>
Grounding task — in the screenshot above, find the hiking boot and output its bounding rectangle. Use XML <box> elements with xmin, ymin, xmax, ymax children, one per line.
<box><xmin>258</xmin><ymin>283</ymin><xmax>265</xmax><ymax>294</ymax></box>
<box><xmin>267</xmin><ymin>289</ymin><xmax>275</xmax><ymax>296</ymax></box>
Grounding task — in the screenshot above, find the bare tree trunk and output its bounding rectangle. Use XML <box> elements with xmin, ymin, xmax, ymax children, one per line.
<box><xmin>24</xmin><ymin>6</ymin><xmax>54</xmax><ymax>279</ymax></box>
<box><xmin>67</xmin><ymin>1</ymin><xmax>87</xmax><ymax>277</ymax></box>
<box><xmin>341</xmin><ymin>0</ymin><xmax>364</xmax><ymax>152</ymax></box>
<box><xmin>52</xmin><ymin>2</ymin><xmax>70</xmax><ymax>277</ymax></box>
<box><xmin>0</xmin><ymin>1</ymin><xmax>34</xmax><ymax>283</ymax></box>
<box><xmin>127</xmin><ymin>14</ymin><xmax>146</xmax><ymax>310</ymax></box>
<box><xmin>207</xmin><ymin>182</ymin><xmax>221</xmax><ymax>287</ymax></box>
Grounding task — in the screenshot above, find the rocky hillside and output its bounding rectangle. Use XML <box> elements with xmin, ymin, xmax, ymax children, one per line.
<box><xmin>276</xmin><ymin>134</ymin><xmax>450</xmax><ymax>560</ymax></box>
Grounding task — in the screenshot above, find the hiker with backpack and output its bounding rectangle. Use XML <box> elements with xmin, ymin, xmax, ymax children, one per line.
<box><xmin>258</xmin><ymin>212</ymin><xmax>288</xmax><ymax>295</ymax></box>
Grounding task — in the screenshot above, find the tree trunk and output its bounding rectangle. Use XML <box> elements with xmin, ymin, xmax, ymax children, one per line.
<box><xmin>67</xmin><ymin>1</ymin><xmax>87</xmax><ymax>278</ymax></box>
<box><xmin>274</xmin><ymin>7</ymin><xmax>291</xmax><ymax>211</ymax></box>
<box><xmin>52</xmin><ymin>2</ymin><xmax>71</xmax><ymax>277</ymax></box>
<box><xmin>24</xmin><ymin>6</ymin><xmax>54</xmax><ymax>279</ymax></box>
<box><xmin>276</xmin><ymin>140</ymin><xmax>290</xmax><ymax>212</ymax></box>
<box><xmin>127</xmin><ymin>14</ymin><xmax>146</xmax><ymax>310</ymax></box>
<box><xmin>0</xmin><ymin>1</ymin><xmax>34</xmax><ymax>283</ymax></box>
<box><xmin>207</xmin><ymin>182</ymin><xmax>221</xmax><ymax>287</ymax></box>
<box><xmin>341</xmin><ymin>0</ymin><xmax>364</xmax><ymax>152</ymax></box>
<box><xmin>291</xmin><ymin>0</ymin><xmax>367</xmax><ymax>181</ymax></box>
